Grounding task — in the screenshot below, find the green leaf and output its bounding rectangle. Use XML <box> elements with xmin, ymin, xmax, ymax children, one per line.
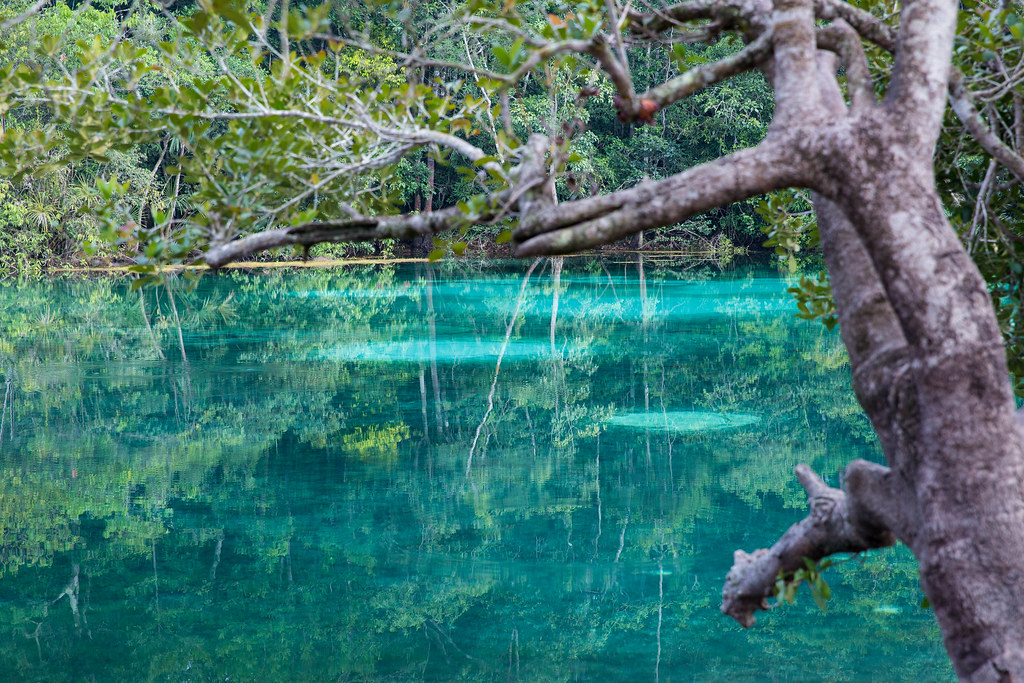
<box><xmin>129</xmin><ymin>275</ymin><xmax>154</xmax><ymax>291</ymax></box>
<box><xmin>811</xmin><ymin>584</ymin><xmax>827</xmax><ymax>611</ymax></box>
<box><xmin>491</xmin><ymin>45</ymin><xmax>510</xmax><ymax>69</ymax></box>
<box><xmin>427</xmin><ymin>248</ymin><xmax>445</xmax><ymax>262</ymax></box>
<box><xmin>40</xmin><ymin>35</ymin><xmax>60</xmax><ymax>56</ymax></box>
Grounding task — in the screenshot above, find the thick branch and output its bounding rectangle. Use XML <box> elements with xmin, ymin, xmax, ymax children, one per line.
<box><xmin>603</xmin><ymin>0</ymin><xmax>633</xmax><ymax>83</ymax></box>
<box><xmin>202</xmin><ymin>204</ymin><xmax>477</xmax><ymax>268</ymax></box>
<box><xmin>636</xmin><ymin>32</ymin><xmax>772</xmax><ymax>115</ymax></box>
<box><xmin>769</xmin><ymin>0</ymin><xmax>824</xmax><ymax>124</ymax></box>
<box><xmin>816</xmin><ymin>20</ymin><xmax>874</xmax><ymax>111</ymax></box>
<box><xmin>513</xmin><ymin>136</ymin><xmax>806</xmax><ymax>255</ymax></box>
<box><xmin>628</xmin><ymin>0</ymin><xmax>770</xmax><ymax>39</ymax></box>
<box><xmin>844</xmin><ymin>459</ymin><xmax>918</xmax><ymax>544</ymax></box>
<box><xmin>808</xmin><ymin>72</ymin><xmax>913</xmax><ymax>467</ymax></box>
<box><xmin>814</xmin><ymin>0</ymin><xmax>1024</xmax><ymax>195</ymax></box>
<box><xmin>949</xmin><ymin>71</ymin><xmax>1024</xmax><ymax>185</ymax></box>
<box><xmin>721</xmin><ymin>463</ymin><xmax>897</xmax><ymax>628</ymax></box>
<box><xmin>588</xmin><ymin>34</ymin><xmax>638</xmax><ymax>112</ymax></box>
<box><xmin>814</xmin><ymin>0</ymin><xmax>895</xmax><ymax>51</ymax></box>
<box><xmin>885</xmin><ymin>0</ymin><xmax>957</xmax><ymax>150</ymax></box>
<box><xmin>814</xmin><ymin>195</ymin><xmax>908</xmax><ymax>422</ymax></box>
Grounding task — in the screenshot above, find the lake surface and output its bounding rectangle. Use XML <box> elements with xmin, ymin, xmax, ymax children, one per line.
<box><xmin>0</xmin><ymin>258</ymin><xmax>953</xmax><ymax>681</ymax></box>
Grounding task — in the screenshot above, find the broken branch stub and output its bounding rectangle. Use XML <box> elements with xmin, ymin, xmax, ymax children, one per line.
<box><xmin>721</xmin><ymin>464</ymin><xmax>896</xmax><ymax>628</ymax></box>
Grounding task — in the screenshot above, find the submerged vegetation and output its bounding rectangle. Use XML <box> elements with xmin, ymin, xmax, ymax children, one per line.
<box><xmin>0</xmin><ymin>261</ymin><xmax>950</xmax><ymax>679</ymax></box>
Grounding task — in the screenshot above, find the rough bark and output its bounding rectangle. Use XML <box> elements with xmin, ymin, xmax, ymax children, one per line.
<box><xmin>715</xmin><ymin>2</ymin><xmax>1024</xmax><ymax>678</ymax></box>
<box><xmin>721</xmin><ymin>463</ymin><xmax>896</xmax><ymax>626</ymax></box>
<box><xmin>514</xmin><ymin>136</ymin><xmax>807</xmax><ymax>254</ymax></box>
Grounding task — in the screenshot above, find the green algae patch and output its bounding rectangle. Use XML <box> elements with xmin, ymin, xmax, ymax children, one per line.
<box><xmin>606</xmin><ymin>410</ymin><xmax>761</xmax><ymax>432</ymax></box>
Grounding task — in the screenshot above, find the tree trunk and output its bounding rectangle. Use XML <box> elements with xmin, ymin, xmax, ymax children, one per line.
<box><xmin>425</xmin><ymin>156</ymin><xmax>435</xmax><ymax>213</ymax></box>
<box><xmin>833</xmin><ymin>165</ymin><xmax>1024</xmax><ymax>682</ymax></box>
<box><xmin>408</xmin><ymin>156</ymin><xmax>436</xmax><ymax>256</ymax></box>
<box><xmin>714</xmin><ymin>3</ymin><xmax>1024</xmax><ymax>678</ymax></box>
<box><xmin>721</xmin><ymin>39</ymin><xmax>1024</xmax><ymax>675</ymax></box>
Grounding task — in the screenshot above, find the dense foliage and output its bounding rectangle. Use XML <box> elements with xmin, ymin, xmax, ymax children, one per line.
<box><xmin>0</xmin><ymin>0</ymin><xmax>773</xmax><ymax>274</ymax></box>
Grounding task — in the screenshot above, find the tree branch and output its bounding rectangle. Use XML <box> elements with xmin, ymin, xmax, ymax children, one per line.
<box><xmin>814</xmin><ymin>0</ymin><xmax>895</xmax><ymax>51</ymax></box>
<box><xmin>604</xmin><ymin>0</ymin><xmax>634</xmax><ymax>84</ymax></box>
<box><xmin>814</xmin><ymin>195</ymin><xmax>907</xmax><ymax>417</ymax></box>
<box><xmin>813</xmin><ymin>194</ymin><xmax>923</xmax><ymax>490</ymax></box>
<box><xmin>1014</xmin><ymin>93</ymin><xmax>1023</xmax><ymax>152</ymax></box>
<box><xmin>816</xmin><ymin>20</ymin><xmax>875</xmax><ymax>111</ymax></box>
<box><xmin>843</xmin><ymin>459</ymin><xmax>918</xmax><ymax>544</ymax></box>
<box><xmin>814</xmin><ymin>1</ymin><xmax>1024</xmax><ymax>191</ymax></box>
<box><xmin>769</xmin><ymin>0</ymin><xmax>824</xmax><ymax>124</ymax></box>
<box><xmin>883</xmin><ymin>0</ymin><xmax>957</xmax><ymax>150</ymax></box>
<box><xmin>721</xmin><ymin>463</ymin><xmax>897</xmax><ymax>628</ymax></box>
<box><xmin>513</xmin><ymin>136</ymin><xmax>806</xmax><ymax>255</ymax></box>
<box><xmin>628</xmin><ymin>0</ymin><xmax>770</xmax><ymax>39</ymax></box>
<box><xmin>203</xmin><ymin>201</ymin><xmax>487</xmax><ymax>268</ymax></box>
<box><xmin>949</xmin><ymin>71</ymin><xmax>1024</xmax><ymax>185</ymax></box>
<box><xmin>0</xmin><ymin>0</ymin><xmax>46</xmax><ymax>30</ymax></box>
<box><xmin>588</xmin><ymin>34</ymin><xmax>639</xmax><ymax>113</ymax></box>
<box><xmin>632</xmin><ymin>31</ymin><xmax>772</xmax><ymax>117</ymax></box>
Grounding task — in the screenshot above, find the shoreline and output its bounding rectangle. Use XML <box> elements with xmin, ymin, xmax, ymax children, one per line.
<box><xmin>42</xmin><ymin>248</ymin><xmax>749</xmax><ymax>275</ymax></box>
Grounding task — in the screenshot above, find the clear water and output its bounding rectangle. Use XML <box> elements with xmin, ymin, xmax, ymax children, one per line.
<box><xmin>0</xmin><ymin>258</ymin><xmax>953</xmax><ymax>681</ymax></box>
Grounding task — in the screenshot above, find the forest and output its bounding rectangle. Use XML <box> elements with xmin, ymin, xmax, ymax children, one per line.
<box><xmin>0</xmin><ymin>0</ymin><xmax>774</xmax><ymax>272</ymax></box>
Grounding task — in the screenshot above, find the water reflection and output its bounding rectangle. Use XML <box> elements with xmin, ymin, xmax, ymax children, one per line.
<box><xmin>0</xmin><ymin>258</ymin><xmax>951</xmax><ymax>681</ymax></box>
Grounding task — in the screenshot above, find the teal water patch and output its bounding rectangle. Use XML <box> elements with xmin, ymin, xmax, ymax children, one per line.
<box><xmin>874</xmin><ymin>605</ymin><xmax>904</xmax><ymax>615</ymax></box>
<box><xmin>320</xmin><ymin>337</ymin><xmax>571</xmax><ymax>363</ymax></box>
<box><xmin>606</xmin><ymin>410</ymin><xmax>761</xmax><ymax>432</ymax></box>
<box><xmin>292</xmin><ymin>287</ymin><xmax>418</xmax><ymax>300</ymax></box>
<box><xmin>0</xmin><ymin>260</ymin><xmax>952</xmax><ymax>682</ymax></box>
<box><xmin>479</xmin><ymin>284</ymin><xmax>793</xmax><ymax>321</ymax></box>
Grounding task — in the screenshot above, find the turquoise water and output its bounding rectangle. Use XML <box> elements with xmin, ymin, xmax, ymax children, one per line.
<box><xmin>0</xmin><ymin>258</ymin><xmax>953</xmax><ymax>681</ymax></box>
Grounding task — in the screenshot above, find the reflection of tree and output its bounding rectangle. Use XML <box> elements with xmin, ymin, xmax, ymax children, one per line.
<box><xmin>0</xmin><ymin>262</ymin><xmax>949</xmax><ymax>680</ymax></box>
<box><xmin>467</xmin><ymin>258</ymin><xmax>541</xmax><ymax>476</ymax></box>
